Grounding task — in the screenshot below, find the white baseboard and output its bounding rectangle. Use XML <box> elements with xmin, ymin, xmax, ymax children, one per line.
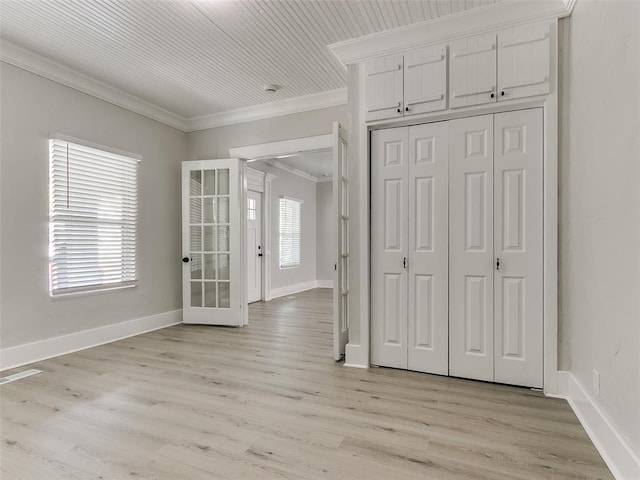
<box><xmin>316</xmin><ymin>280</ymin><xmax>334</xmax><ymax>289</ymax></box>
<box><xmin>344</xmin><ymin>343</ymin><xmax>368</xmax><ymax>368</ymax></box>
<box><xmin>269</xmin><ymin>280</ymin><xmax>327</xmax><ymax>300</ymax></box>
<box><xmin>0</xmin><ymin>309</ymin><xmax>182</xmax><ymax>372</ymax></box>
<box><xmin>558</xmin><ymin>371</ymin><xmax>640</xmax><ymax>479</ymax></box>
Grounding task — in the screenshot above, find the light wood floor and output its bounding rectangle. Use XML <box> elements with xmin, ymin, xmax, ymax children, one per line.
<box><xmin>1</xmin><ymin>289</ymin><xmax>612</xmax><ymax>479</ymax></box>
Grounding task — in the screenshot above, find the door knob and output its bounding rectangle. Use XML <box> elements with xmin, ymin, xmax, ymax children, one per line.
<box><xmin>258</xmin><ymin>253</ymin><xmax>263</xmax><ymax>257</ymax></box>
<box><xmin>490</xmin><ymin>92</ymin><xmax>495</xmax><ymax>98</ymax></box>
<box><xmin>182</xmin><ymin>257</ymin><xmax>190</xmax><ymax>263</ymax></box>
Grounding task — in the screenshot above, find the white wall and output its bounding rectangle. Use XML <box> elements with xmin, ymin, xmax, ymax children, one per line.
<box><xmin>0</xmin><ymin>63</ymin><xmax>186</xmax><ymax>350</ymax></box>
<box><xmin>560</xmin><ymin>0</ymin><xmax>640</xmax><ymax>456</ymax></box>
<box><xmin>316</xmin><ymin>182</ymin><xmax>333</xmax><ymax>283</ymax></box>
<box><xmin>249</xmin><ymin>162</ymin><xmax>317</xmax><ymax>291</ymax></box>
<box><xmin>186</xmin><ymin>106</ymin><xmax>346</xmax><ymax>160</ymax></box>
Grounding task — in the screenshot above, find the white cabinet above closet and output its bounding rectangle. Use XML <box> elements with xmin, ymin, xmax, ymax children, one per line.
<box><xmin>450</xmin><ymin>22</ymin><xmax>551</xmax><ymax>108</ymax></box>
<box><xmin>365</xmin><ymin>44</ymin><xmax>447</xmax><ymax>122</ymax></box>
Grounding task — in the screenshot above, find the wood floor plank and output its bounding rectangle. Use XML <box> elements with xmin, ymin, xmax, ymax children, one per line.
<box><xmin>1</xmin><ymin>289</ymin><xmax>612</xmax><ymax>479</ymax></box>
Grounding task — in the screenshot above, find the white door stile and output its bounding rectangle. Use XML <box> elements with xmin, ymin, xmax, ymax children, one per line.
<box><xmin>407</xmin><ymin>121</ymin><xmax>449</xmax><ymax>375</ymax></box>
<box><xmin>448</xmin><ymin>114</ymin><xmax>495</xmax><ymax>382</ymax></box>
<box><xmin>493</xmin><ymin>108</ymin><xmax>543</xmax><ymax>388</ymax></box>
<box><xmin>333</xmin><ymin>122</ymin><xmax>350</xmax><ymax>360</ymax></box>
<box><xmin>371</xmin><ymin>127</ymin><xmax>409</xmax><ymax>369</ymax></box>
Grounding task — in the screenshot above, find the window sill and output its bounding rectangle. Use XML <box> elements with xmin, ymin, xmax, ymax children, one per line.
<box><xmin>50</xmin><ymin>283</ymin><xmax>137</xmax><ymax>299</ymax></box>
<box><xmin>279</xmin><ymin>265</ymin><xmax>301</xmax><ymax>270</ymax></box>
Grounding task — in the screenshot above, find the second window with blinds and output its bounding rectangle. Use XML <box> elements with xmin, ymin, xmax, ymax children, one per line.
<box><xmin>279</xmin><ymin>196</ymin><xmax>302</xmax><ymax>269</ymax></box>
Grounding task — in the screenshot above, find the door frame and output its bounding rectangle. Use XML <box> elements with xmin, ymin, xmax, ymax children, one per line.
<box><xmin>229</xmin><ymin>134</ymin><xmax>334</xmax><ymax>302</ymax></box>
<box><xmin>348</xmin><ymin>20</ymin><xmax>560</xmax><ymax>395</ymax></box>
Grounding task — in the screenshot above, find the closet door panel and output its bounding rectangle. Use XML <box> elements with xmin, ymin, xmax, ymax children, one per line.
<box><xmin>494</xmin><ymin>109</ymin><xmax>543</xmax><ymax>388</ymax></box>
<box><xmin>449</xmin><ymin>115</ymin><xmax>494</xmax><ymax>382</ymax></box>
<box><xmin>407</xmin><ymin>122</ymin><xmax>449</xmax><ymax>375</ymax></box>
<box><xmin>371</xmin><ymin>127</ymin><xmax>409</xmax><ymax>369</ymax></box>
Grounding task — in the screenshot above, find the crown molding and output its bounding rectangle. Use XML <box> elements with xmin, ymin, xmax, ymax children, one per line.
<box><xmin>186</xmin><ymin>88</ymin><xmax>347</xmax><ymax>132</ymax></box>
<box><xmin>262</xmin><ymin>159</ymin><xmax>319</xmax><ymax>184</ymax></box>
<box><xmin>0</xmin><ymin>40</ymin><xmax>189</xmax><ymax>131</ymax></box>
<box><xmin>329</xmin><ymin>0</ymin><xmax>576</xmax><ymax>65</ymax></box>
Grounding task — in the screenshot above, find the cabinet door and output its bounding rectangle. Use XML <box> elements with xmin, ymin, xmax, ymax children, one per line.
<box><xmin>449</xmin><ymin>33</ymin><xmax>497</xmax><ymax>108</ymax></box>
<box><xmin>371</xmin><ymin>127</ymin><xmax>409</xmax><ymax>369</ymax></box>
<box><xmin>498</xmin><ymin>22</ymin><xmax>551</xmax><ymax>100</ymax></box>
<box><xmin>404</xmin><ymin>45</ymin><xmax>447</xmax><ymax>116</ymax></box>
<box><xmin>449</xmin><ymin>115</ymin><xmax>494</xmax><ymax>382</ymax></box>
<box><xmin>365</xmin><ymin>55</ymin><xmax>404</xmax><ymax>122</ymax></box>
<box><xmin>407</xmin><ymin>122</ymin><xmax>449</xmax><ymax>375</ymax></box>
<box><xmin>494</xmin><ymin>109</ymin><xmax>543</xmax><ymax>388</ymax></box>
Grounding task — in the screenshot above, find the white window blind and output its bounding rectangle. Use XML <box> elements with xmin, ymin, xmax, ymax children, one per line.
<box><xmin>279</xmin><ymin>196</ymin><xmax>302</xmax><ymax>268</ymax></box>
<box><xmin>49</xmin><ymin>139</ymin><xmax>139</xmax><ymax>296</ymax></box>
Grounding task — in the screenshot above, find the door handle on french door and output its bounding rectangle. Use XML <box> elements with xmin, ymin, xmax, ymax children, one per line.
<box><xmin>496</xmin><ymin>257</ymin><xmax>500</xmax><ymax>271</ymax></box>
<box><xmin>403</xmin><ymin>257</ymin><xmax>407</xmax><ymax>269</ymax></box>
<box><xmin>182</xmin><ymin>257</ymin><xmax>190</xmax><ymax>263</ymax></box>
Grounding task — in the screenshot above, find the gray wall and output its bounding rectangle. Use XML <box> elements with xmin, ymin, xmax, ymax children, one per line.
<box><xmin>0</xmin><ymin>63</ymin><xmax>187</xmax><ymax>349</ymax></box>
<box><xmin>560</xmin><ymin>1</ymin><xmax>640</xmax><ymax>455</ymax></box>
<box><xmin>250</xmin><ymin>162</ymin><xmax>317</xmax><ymax>290</ymax></box>
<box><xmin>186</xmin><ymin>106</ymin><xmax>347</xmax><ymax>160</ymax></box>
<box><xmin>316</xmin><ymin>182</ymin><xmax>333</xmax><ymax>283</ymax></box>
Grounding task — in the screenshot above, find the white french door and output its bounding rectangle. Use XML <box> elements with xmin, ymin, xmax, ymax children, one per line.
<box><xmin>333</xmin><ymin>121</ymin><xmax>349</xmax><ymax>360</ymax></box>
<box><xmin>182</xmin><ymin>159</ymin><xmax>245</xmax><ymax>326</ymax></box>
<box><xmin>247</xmin><ymin>190</ymin><xmax>262</xmax><ymax>304</ymax></box>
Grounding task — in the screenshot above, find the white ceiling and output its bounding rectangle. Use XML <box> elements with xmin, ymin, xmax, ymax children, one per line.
<box><xmin>0</xmin><ymin>0</ymin><xmax>501</xmax><ymax>120</ymax></box>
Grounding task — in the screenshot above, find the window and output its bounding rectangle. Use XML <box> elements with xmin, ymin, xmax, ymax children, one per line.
<box><xmin>247</xmin><ymin>197</ymin><xmax>256</xmax><ymax>220</ymax></box>
<box><xmin>279</xmin><ymin>196</ymin><xmax>302</xmax><ymax>268</ymax></box>
<box><xmin>49</xmin><ymin>138</ymin><xmax>139</xmax><ymax>296</ymax></box>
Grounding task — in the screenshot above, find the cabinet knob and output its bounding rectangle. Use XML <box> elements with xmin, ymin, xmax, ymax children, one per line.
<box><xmin>501</xmin><ymin>91</ymin><xmax>505</xmax><ymax>96</ymax></box>
<box><xmin>397</xmin><ymin>108</ymin><xmax>401</xmax><ymax>113</ymax></box>
<box><xmin>490</xmin><ymin>93</ymin><xmax>495</xmax><ymax>98</ymax></box>
<box><xmin>405</xmin><ymin>107</ymin><xmax>409</xmax><ymax>112</ymax></box>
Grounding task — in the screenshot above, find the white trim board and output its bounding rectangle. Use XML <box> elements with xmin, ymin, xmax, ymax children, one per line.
<box><xmin>556</xmin><ymin>371</ymin><xmax>640</xmax><ymax>480</ymax></box>
<box><xmin>329</xmin><ymin>0</ymin><xmax>575</xmax><ymax>65</ymax></box>
<box><xmin>268</xmin><ymin>280</ymin><xmax>327</xmax><ymax>300</ymax></box>
<box><xmin>316</xmin><ymin>280</ymin><xmax>333</xmax><ymax>289</ymax></box>
<box><xmin>263</xmin><ymin>159</ymin><xmax>320</xmax><ymax>184</ymax></box>
<box><xmin>0</xmin><ymin>40</ymin><xmax>347</xmax><ymax>132</ymax></box>
<box><xmin>187</xmin><ymin>89</ymin><xmax>347</xmax><ymax>132</ymax></box>
<box><xmin>0</xmin><ymin>310</ymin><xmax>182</xmax><ymax>372</ymax></box>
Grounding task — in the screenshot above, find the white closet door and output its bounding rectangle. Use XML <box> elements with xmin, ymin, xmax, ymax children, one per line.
<box><xmin>449</xmin><ymin>33</ymin><xmax>497</xmax><ymax>108</ymax></box>
<box><xmin>407</xmin><ymin>122</ymin><xmax>449</xmax><ymax>375</ymax></box>
<box><xmin>449</xmin><ymin>115</ymin><xmax>494</xmax><ymax>382</ymax></box>
<box><xmin>494</xmin><ymin>109</ymin><xmax>543</xmax><ymax>388</ymax></box>
<box><xmin>371</xmin><ymin>127</ymin><xmax>409</xmax><ymax>369</ymax></box>
<box><xmin>404</xmin><ymin>45</ymin><xmax>447</xmax><ymax>116</ymax></box>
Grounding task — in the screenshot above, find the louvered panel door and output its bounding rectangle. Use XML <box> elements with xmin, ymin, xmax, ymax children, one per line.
<box><xmin>407</xmin><ymin>122</ymin><xmax>449</xmax><ymax>375</ymax></box>
<box><xmin>449</xmin><ymin>33</ymin><xmax>497</xmax><ymax>109</ymax></box>
<box><xmin>371</xmin><ymin>127</ymin><xmax>409</xmax><ymax>369</ymax></box>
<box><xmin>449</xmin><ymin>115</ymin><xmax>495</xmax><ymax>382</ymax></box>
<box><xmin>403</xmin><ymin>45</ymin><xmax>447</xmax><ymax>116</ymax></box>
<box><xmin>365</xmin><ymin>55</ymin><xmax>404</xmax><ymax>122</ymax></box>
<box><xmin>493</xmin><ymin>109</ymin><xmax>543</xmax><ymax>388</ymax></box>
<box><xmin>498</xmin><ymin>22</ymin><xmax>551</xmax><ymax>101</ymax></box>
